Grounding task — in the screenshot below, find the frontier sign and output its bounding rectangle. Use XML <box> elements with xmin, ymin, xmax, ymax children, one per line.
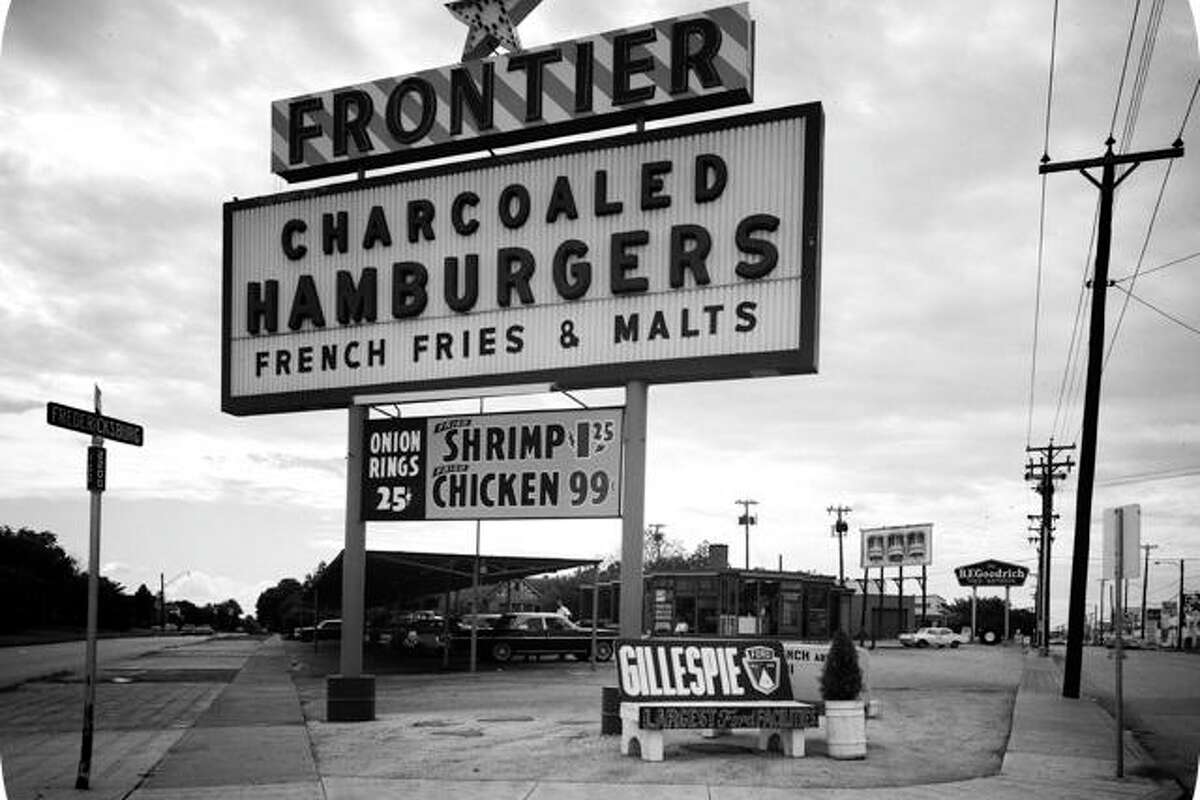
<box><xmin>272</xmin><ymin>5</ymin><xmax>754</xmax><ymax>183</ymax></box>
<box><xmin>223</xmin><ymin>103</ymin><xmax>822</xmax><ymax>415</ymax></box>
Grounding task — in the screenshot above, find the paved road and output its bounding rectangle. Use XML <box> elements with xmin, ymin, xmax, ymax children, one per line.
<box><xmin>1079</xmin><ymin>645</ymin><xmax>1200</xmax><ymax>794</ymax></box>
<box><xmin>0</xmin><ymin>635</ymin><xmax>199</xmax><ymax>689</ymax></box>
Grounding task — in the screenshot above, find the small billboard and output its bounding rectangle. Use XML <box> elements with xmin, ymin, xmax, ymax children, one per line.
<box><xmin>362</xmin><ymin>406</ymin><xmax>622</xmax><ymax>521</ymax></box>
<box><xmin>861</xmin><ymin>524</ymin><xmax>932</xmax><ymax>569</ymax></box>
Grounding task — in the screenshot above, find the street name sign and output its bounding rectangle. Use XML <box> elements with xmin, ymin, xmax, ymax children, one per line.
<box><xmin>46</xmin><ymin>402</ymin><xmax>145</xmax><ymax>446</ymax></box>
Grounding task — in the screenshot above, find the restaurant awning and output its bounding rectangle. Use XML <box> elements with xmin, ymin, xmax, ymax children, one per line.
<box><xmin>317</xmin><ymin>549</ymin><xmax>601</xmax><ymax>607</ymax></box>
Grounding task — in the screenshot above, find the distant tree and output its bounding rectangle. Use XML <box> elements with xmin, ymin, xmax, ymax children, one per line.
<box><xmin>945</xmin><ymin>595</ymin><xmax>1033</xmax><ymax>640</ymax></box>
<box><xmin>255</xmin><ymin>578</ymin><xmax>304</xmax><ymax>634</ymax></box>
<box><xmin>211</xmin><ymin>599</ymin><xmax>243</xmax><ymax>631</ymax></box>
<box><xmin>133</xmin><ymin>584</ymin><xmax>157</xmax><ymax>628</ymax></box>
<box><xmin>0</xmin><ymin>526</ymin><xmax>78</xmax><ymax>631</ymax></box>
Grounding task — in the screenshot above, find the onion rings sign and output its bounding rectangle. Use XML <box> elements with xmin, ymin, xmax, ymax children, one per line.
<box><xmin>362</xmin><ymin>407</ymin><xmax>622</xmax><ymax>520</ymax></box>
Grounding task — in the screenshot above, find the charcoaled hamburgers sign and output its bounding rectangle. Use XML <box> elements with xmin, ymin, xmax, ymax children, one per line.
<box><xmin>222</xmin><ymin>102</ymin><xmax>822</xmax><ymax>415</ymax></box>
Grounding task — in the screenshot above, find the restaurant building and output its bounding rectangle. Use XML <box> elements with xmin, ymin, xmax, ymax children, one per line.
<box><xmin>579</xmin><ymin>544</ymin><xmax>846</xmax><ymax>640</ymax></box>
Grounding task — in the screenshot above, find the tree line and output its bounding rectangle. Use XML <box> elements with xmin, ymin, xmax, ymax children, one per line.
<box><xmin>0</xmin><ymin>525</ymin><xmax>244</xmax><ymax>634</ymax></box>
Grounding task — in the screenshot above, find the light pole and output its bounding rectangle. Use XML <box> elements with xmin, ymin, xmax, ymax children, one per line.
<box><xmin>735</xmin><ymin>499</ymin><xmax>758</xmax><ymax>570</ymax></box>
<box><xmin>827</xmin><ymin>505</ymin><xmax>852</xmax><ymax>586</ymax></box>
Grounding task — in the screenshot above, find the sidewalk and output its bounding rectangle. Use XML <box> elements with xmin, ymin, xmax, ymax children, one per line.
<box><xmin>120</xmin><ymin>643</ymin><xmax>1182</xmax><ymax>800</ymax></box>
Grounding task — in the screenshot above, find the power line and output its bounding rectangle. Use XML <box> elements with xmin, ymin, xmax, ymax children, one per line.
<box><xmin>1029</xmin><ymin>0</ymin><xmax>1061</xmax><ymax>447</ymax></box>
<box><xmin>1109</xmin><ymin>0</ymin><xmax>1144</xmax><ymax>140</ymax></box>
<box><xmin>1111</xmin><ymin>283</ymin><xmax>1200</xmax><ymax>337</ymax></box>
<box><xmin>1113</xmin><ymin>249</ymin><xmax>1200</xmax><ymax>282</ymax></box>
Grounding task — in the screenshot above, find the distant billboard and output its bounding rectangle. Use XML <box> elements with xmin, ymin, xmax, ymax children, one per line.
<box><xmin>861</xmin><ymin>524</ymin><xmax>932</xmax><ymax>569</ymax></box>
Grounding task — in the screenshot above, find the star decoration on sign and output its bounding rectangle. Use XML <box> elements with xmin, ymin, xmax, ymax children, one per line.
<box><xmin>445</xmin><ymin>0</ymin><xmax>544</xmax><ymax>62</ymax></box>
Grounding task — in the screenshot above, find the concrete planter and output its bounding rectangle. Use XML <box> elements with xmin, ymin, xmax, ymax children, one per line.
<box><xmin>824</xmin><ymin>699</ymin><xmax>866</xmax><ymax>759</ymax></box>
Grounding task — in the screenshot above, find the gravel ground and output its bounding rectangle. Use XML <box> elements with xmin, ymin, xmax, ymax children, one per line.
<box><xmin>292</xmin><ymin>644</ymin><xmax>1025</xmax><ymax>789</ymax></box>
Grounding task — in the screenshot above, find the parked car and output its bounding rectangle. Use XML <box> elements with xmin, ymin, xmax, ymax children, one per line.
<box><xmin>469</xmin><ymin>612</ymin><xmax>617</xmax><ymax>663</ymax></box>
<box><xmin>294</xmin><ymin>618</ymin><xmax>342</xmax><ymax>642</ymax></box>
<box><xmin>899</xmin><ymin>627</ymin><xmax>967</xmax><ymax>648</ymax></box>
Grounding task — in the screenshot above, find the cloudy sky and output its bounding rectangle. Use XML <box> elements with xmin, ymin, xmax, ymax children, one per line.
<box><xmin>1</xmin><ymin>0</ymin><xmax>1197</xmax><ymax>625</ymax></box>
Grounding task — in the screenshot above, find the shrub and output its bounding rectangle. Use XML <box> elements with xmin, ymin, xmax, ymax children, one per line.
<box><xmin>820</xmin><ymin>629</ymin><xmax>863</xmax><ymax>701</ymax></box>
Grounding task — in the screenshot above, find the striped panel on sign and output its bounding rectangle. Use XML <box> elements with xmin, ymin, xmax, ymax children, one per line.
<box><xmin>270</xmin><ymin>4</ymin><xmax>753</xmax><ymax>179</ymax></box>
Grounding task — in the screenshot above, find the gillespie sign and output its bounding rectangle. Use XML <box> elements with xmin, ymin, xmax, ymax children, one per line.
<box><xmin>616</xmin><ymin>639</ymin><xmax>792</xmax><ymax>702</ymax></box>
<box><xmin>272</xmin><ymin>5</ymin><xmax>754</xmax><ymax>182</ymax></box>
<box><xmin>223</xmin><ymin>103</ymin><xmax>823</xmax><ymax>415</ymax></box>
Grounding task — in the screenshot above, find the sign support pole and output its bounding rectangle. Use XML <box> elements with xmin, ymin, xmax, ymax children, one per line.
<box><xmin>75</xmin><ymin>387</ymin><xmax>103</xmax><ymax>790</ymax></box>
<box><xmin>859</xmin><ymin>569</ymin><xmax>868</xmax><ymax>646</ymax></box>
<box><xmin>619</xmin><ymin>381</ymin><xmax>648</xmax><ymax>639</ymax></box>
<box><xmin>471</xmin><ymin>520</ymin><xmax>480</xmax><ymax>673</ymax></box>
<box><xmin>898</xmin><ymin>566</ymin><xmax>904</xmax><ymax>633</ymax></box>
<box><xmin>921</xmin><ymin>566</ymin><xmax>928</xmax><ymax>627</ymax></box>
<box><xmin>1004</xmin><ymin>586</ymin><xmax>1011</xmax><ymax>642</ymax></box>
<box><xmin>328</xmin><ymin>404</ymin><xmax>373</xmax><ymax>721</ymax></box>
<box><xmin>971</xmin><ymin>587</ymin><xmax>978</xmax><ymax>641</ymax></box>
<box><xmin>1114</xmin><ymin>506</ymin><xmax>1125</xmax><ymax>777</ymax></box>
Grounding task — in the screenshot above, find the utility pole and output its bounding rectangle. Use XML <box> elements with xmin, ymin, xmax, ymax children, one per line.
<box><xmin>646</xmin><ymin>523</ymin><xmax>666</xmax><ymax>564</ymax></box>
<box><xmin>1041</xmin><ymin>136</ymin><xmax>1184</xmax><ymax>698</ymax></box>
<box><xmin>827</xmin><ymin>505</ymin><xmax>852</xmax><ymax>586</ymax></box>
<box><xmin>1025</xmin><ymin>441</ymin><xmax>1075</xmax><ymax>656</ymax></box>
<box><xmin>1139</xmin><ymin>544</ymin><xmax>1157</xmax><ymax>638</ymax></box>
<box><xmin>1027</xmin><ymin>523</ymin><xmax>1044</xmax><ymax>646</ymax></box>
<box><xmin>735</xmin><ymin>499</ymin><xmax>758</xmax><ymax>570</ymax></box>
<box><xmin>1154</xmin><ymin>558</ymin><xmax>1195</xmax><ymax>651</ymax></box>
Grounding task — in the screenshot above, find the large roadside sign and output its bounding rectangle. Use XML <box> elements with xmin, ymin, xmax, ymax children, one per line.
<box><xmin>272</xmin><ymin>4</ymin><xmax>754</xmax><ymax>183</ymax></box>
<box><xmin>362</xmin><ymin>407</ymin><xmax>622</xmax><ymax>520</ymax></box>
<box><xmin>223</xmin><ymin>103</ymin><xmax>823</xmax><ymax>415</ymax></box>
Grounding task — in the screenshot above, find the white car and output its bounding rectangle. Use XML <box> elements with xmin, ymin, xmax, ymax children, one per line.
<box><xmin>899</xmin><ymin>627</ymin><xmax>966</xmax><ymax>648</ymax></box>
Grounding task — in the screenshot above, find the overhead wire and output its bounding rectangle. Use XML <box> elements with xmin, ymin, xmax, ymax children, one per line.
<box><xmin>1027</xmin><ymin>0</ymin><xmax>1061</xmax><ymax>447</ymax></box>
<box><xmin>1109</xmin><ymin>0</ymin><xmax>1144</xmax><ymax>141</ymax></box>
<box><xmin>1113</xmin><ymin>249</ymin><xmax>1200</xmax><ymax>282</ymax></box>
<box><xmin>1110</xmin><ymin>284</ymin><xmax>1200</xmax><ymax>337</ymax></box>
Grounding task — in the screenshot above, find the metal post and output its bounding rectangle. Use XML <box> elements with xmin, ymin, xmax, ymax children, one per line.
<box><xmin>921</xmin><ymin>566</ymin><xmax>927</xmax><ymax>627</ymax></box>
<box><xmin>75</xmin><ymin>386</ymin><xmax>103</xmax><ymax>790</ymax></box>
<box><xmin>1004</xmin><ymin>586</ymin><xmax>1011</xmax><ymax>642</ymax></box>
<box><xmin>1178</xmin><ymin>561</ymin><xmax>1185</xmax><ymax>652</ymax></box>
<box><xmin>971</xmin><ymin>587</ymin><xmax>978</xmax><ymax>642</ymax></box>
<box><xmin>1140</xmin><ymin>545</ymin><xmax>1156</xmax><ymax>638</ymax></box>
<box><xmin>1114</xmin><ymin>507</ymin><xmax>1125</xmax><ymax>777</ymax></box>
<box><xmin>340</xmin><ymin>404</ymin><xmax>367</xmax><ymax>677</ymax></box>
<box><xmin>859</xmin><ymin>568</ymin><xmax>868</xmax><ymax>646</ymax></box>
<box><xmin>1099</xmin><ymin>577</ymin><xmax>1107</xmax><ymax>643</ymax></box>
<box><xmin>897</xmin><ymin>566</ymin><xmax>904</xmax><ymax>633</ymax></box>
<box><xmin>591</xmin><ymin>564</ymin><xmax>600</xmax><ymax>670</ymax></box>
<box><xmin>470</xmin><ymin>521</ymin><xmax>480</xmax><ymax>673</ymax></box>
<box><xmin>619</xmin><ymin>381</ymin><xmax>648</xmax><ymax>639</ymax></box>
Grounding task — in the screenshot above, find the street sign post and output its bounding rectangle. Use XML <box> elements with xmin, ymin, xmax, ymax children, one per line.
<box><xmin>46</xmin><ymin>389</ymin><xmax>144</xmax><ymax>789</ymax></box>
